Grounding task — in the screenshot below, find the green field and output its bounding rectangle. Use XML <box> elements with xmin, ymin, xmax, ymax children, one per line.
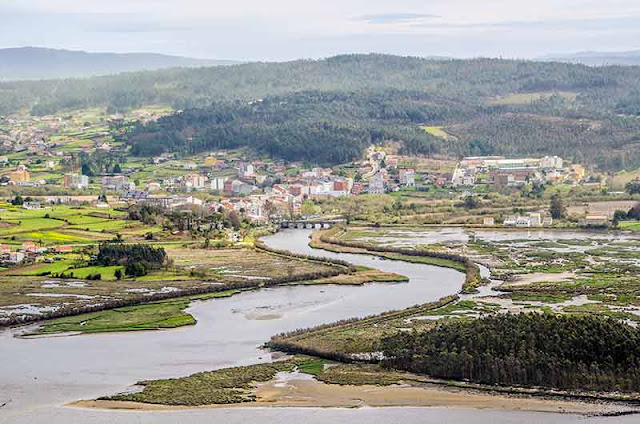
<box><xmin>619</xmin><ymin>221</ymin><xmax>640</xmax><ymax>230</ymax></box>
<box><xmin>420</xmin><ymin>126</ymin><xmax>453</xmax><ymax>140</ymax></box>
<box><xmin>487</xmin><ymin>90</ymin><xmax>578</xmax><ymax>106</ymax></box>
<box><xmin>0</xmin><ymin>203</ymin><xmax>150</xmax><ymax>245</ymax></box>
<box><xmin>31</xmin><ymin>290</ymin><xmax>241</xmax><ymax>335</ymax></box>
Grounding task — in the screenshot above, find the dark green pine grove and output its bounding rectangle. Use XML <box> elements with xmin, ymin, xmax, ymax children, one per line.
<box><xmin>381</xmin><ymin>314</ymin><xmax>640</xmax><ymax>392</ymax></box>
<box><xmin>94</xmin><ymin>243</ymin><xmax>167</xmax><ymax>269</ymax></box>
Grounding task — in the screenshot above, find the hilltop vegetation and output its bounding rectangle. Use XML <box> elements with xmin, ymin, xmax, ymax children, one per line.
<box><xmin>125</xmin><ymin>91</ymin><xmax>443</xmax><ymax>165</ymax></box>
<box><xmin>3</xmin><ymin>54</ymin><xmax>640</xmax><ymax>168</ymax></box>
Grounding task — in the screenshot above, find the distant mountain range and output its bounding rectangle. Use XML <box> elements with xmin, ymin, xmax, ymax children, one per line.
<box><xmin>0</xmin><ymin>47</ymin><xmax>239</xmax><ymax>80</ymax></box>
<box><xmin>540</xmin><ymin>50</ymin><xmax>640</xmax><ymax>66</ymax></box>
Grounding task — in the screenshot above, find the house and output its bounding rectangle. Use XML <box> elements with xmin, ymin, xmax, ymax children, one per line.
<box><xmin>21</xmin><ymin>241</ymin><xmax>38</xmax><ymax>252</ymax></box>
<box><xmin>434</xmin><ymin>177</ymin><xmax>448</xmax><ymax>187</ymax></box>
<box><xmin>0</xmin><ymin>244</ymin><xmax>11</xmax><ymax>254</ymax></box>
<box><xmin>120</xmin><ymin>190</ymin><xmax>149</xmax><ymax>202</ymax></box>
<box><xmin>333</xmin><ymin>179</ymin><xmax>349</xmax><ymax>195</ymax></box>
<box><xmin>5</xmin><ymin>251</ymin><xmax>25</xmax><ymax>264</ymax></box>
<box><xmin>570</xmin><ymin>164</ymin><xmax>586</xmax><ymax>181</ymax></box>
<box><xmin>9</xmin><ymin>168</ymin><xmax>30</xmax><ymax>182</ymax></box>
<box><xmin>582</xmin><ymin>215</ymin><xmax>609</xmax><ymax>227</ymax></box>
<box><xmin>97</xmin><ymin>142</ymin><xmax>112</xmax><ymax>151</ymax></box>
<box><xmin>239</xmin><ymin>163</ymin><xmax>255</xmax><ymax>177</ymax></box>
<box><xmin>503</xmin><ymin>213</ymin><xmax>544</xmax><ymax>228</ymax></box>
<box><xmin>184</xmin><ymin>174</ymin><xmax>206</xmax><ymax>191</ymax></box>
<box><xmin>528</xmin><ymin>213</ymin><xmax>542</xmax><ymax>227</ymax></box>
<box><xmin>540</xmin><ymin>156</ymin><xmax>563</xmax><ymax>170</ymax></box>
<box><xmin>63</xmin><ymin>173</ymin><xmax>89</xmax><ymax>189</ymax></box>
<box><xmin>483</xmin><ymin>217</ymin><xmax>495</xmax><ymax>226</ymax></box>
<box><xmin>22</xmin><ymin>201</ymin><xmax>41</xmax><ymax>210</ymax></box>
<box><xmin>399</xmin><ymin>169</ymin><xmax>416</xmax><ymax>187</ymax></box>
<box><xmin>147</xmin><ymin>182</ymin><xmax>162</xmax><ymax>192</ymax></box>
<box><xmin>102</xmin><ymin>175</ymin><xmax>133</xmax><ymax>192</ymax></box>
<box><xmin>210</xmin><ymin>176</ymin><xmax>228</xmax><ymax>192</ymax></box>
<box><xmin>368</xmin><ymin>172</ymin><xmax>385</xmax><ymax>194</ymax></box>
<box><xmin>55</xmin><ymin>245</ymin><xmax>73</xmax><ymax>253</ymax></box>
<box><xmin>351</xmin><ymin>182</ymin><xmax>364</xmax><ymax>195</ymax></box>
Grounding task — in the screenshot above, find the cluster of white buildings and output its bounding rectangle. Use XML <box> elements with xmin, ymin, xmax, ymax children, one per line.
<box><xmin>452</xmin><ymin>155</ymin><xmax>567</xmax><ymax>188</ymax></box>
<box><xmin>503</xmin><ymin>213</ymin><xmax>553</xmax><ymax>228</ymax></box>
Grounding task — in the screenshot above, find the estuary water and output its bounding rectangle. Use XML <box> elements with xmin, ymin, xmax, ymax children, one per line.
<box><xmin>0</xmin><ymin>229</ymin><xmax>634</xmax><ymax>423</ymax></box>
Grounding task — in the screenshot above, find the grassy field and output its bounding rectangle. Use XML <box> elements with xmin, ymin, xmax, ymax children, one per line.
<box><xmin>165</xmin><ymin>246</ymin><xmax>338</xmax><ymax>281</ymax></box>
<box><xmin>487</xmin><ymin>91</ymin><xmax>578</xmax><ymax>106</ymax></box>
<box><xmin>0</xmin><ymin>203</ymin><xmax>152</xmax><ymax>245</ymax></box>
<box><xmin>609</xmin><ymin>168</ymin><xmax>640</xmax><ymax>190</ymax></box>
<box><xmin>420</xmin><ymin>126</ymin><xmax>455</xmax><ymax>140</ymax></box>
<box><xmin>105</xmin><ymin>360</ymin><xmax>302</xmax><ymax>405</ymax></box>
<box><xmin>30</xmin><ymin>290</ymin><xmax>241</xmax><ymax>335</ymax></box>
<box><xmin>619</xmin><ymin>221</ymin><xmax>640</xmax><ymax>230</ymax></box>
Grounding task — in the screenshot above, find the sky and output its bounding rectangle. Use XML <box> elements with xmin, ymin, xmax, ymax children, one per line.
<box><xmin>2</xmin><ymin>0</ymin><xmax>640</xmax><ymax>60</ymax></box>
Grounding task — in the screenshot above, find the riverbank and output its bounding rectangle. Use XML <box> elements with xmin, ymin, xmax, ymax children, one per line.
<box><xmin>71</xmin><ymin>374</ymin><xmax>640</xmax><ymax>416</ymax></box>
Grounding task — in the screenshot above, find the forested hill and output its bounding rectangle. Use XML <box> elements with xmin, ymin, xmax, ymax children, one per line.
<box><xmin>3</xmin><ymin>54</ymin><xmax>640</xmax><ymax>116</ymax></box>
<box><xmin>0</xmin><ymin>47</ymin><xmax>234</xmax><ymax>81</ymax></box>
<box><xmin>124</xmin><ymin>91</ymin><xmax>445</xmax><ymax>165</ymax></box>
<box><xmin>4</xmin><ymin>54</ymin><xmax>640</xmax><ymax>169</ymax></box>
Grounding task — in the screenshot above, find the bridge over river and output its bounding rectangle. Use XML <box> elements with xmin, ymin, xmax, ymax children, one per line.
<box><xmin>280</xmin><ymin>219</ymin><xmax>345</xmax><ymax>229</ymax></box>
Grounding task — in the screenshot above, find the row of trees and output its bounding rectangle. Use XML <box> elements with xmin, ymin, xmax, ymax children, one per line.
<box><xmin>381</xmin><ymin>314</ymin><xmax>640</xmax><ymax>392</ymax></box>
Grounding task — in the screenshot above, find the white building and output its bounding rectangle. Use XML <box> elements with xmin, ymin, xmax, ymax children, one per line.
<box><xmin>368</xmin><ymin>172</ymin><xmax>385</xmax><ymax>194</ymax></box>
<box><xmin>503</xmin><ymin>213</ymin><xmax>548</xmax><ymax>228</ymax></box>
<box><xmin>184</xmin><ymin>174</ymin><xmax>206</xmax><ymax>191</ymax></box>
<box><xmin>540</xmin><ymin>156</ymin><xmax>564</xmax><ymax>170</ymax></box>
<box><xmin>210</xmin><ymin>176</ymin><xmax>228</xmax><ymax>192</ymax></box>
<box><xmin>399</xmin><ymin>169</ymin><xmax>416</xmax><ymax>187</ymax></box>
<box><xmin>240</xmin><ymin>163</ymin><xmax>255</xmax><ymax>177</ymax></box>
<box><xmin>102</xmin><ymin>175</ymin><xmax>134</xmax><ymax>192</ymax></box>
<box><xmin>63</xmin><ymin>173</ymin><xmax>89</xmax><ymax>190</ymax></box>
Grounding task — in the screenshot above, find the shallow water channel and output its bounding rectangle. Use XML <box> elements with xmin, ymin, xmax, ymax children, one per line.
<box><xmin>0</xmin><ymin>229</ymin><xmax>634</xmax><ymax>423</ymax></box>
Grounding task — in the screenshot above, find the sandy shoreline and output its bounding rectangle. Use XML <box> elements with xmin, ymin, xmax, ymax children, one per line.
<box><xmin>69</xmin><ymin>376</ymin><xmax>640</xmax><ymax>415</ymax></box>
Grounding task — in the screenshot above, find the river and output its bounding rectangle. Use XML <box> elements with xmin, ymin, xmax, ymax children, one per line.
<box><xmin>0</xmin><ymin>229</ymin><xmax>635</xmax><ymax>423</ymax></box>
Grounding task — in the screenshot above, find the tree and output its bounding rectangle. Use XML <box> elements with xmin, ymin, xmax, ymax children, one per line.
<box><xmin>628</xmin><ymin>203</ymin><xmax>640</xmax><ymax>220</ymax></box>
<box><xmin>113</xmin><ymin>163</ymin><xmax>122</xmax><ymax>173</ymax></box>
<box><xmin>11</xmin><ymin>195</ymin><xmax>23</xmax><ymax>205</ymax></box>
<box><xmin>626</xmin><ymin>179</ymin><xmax>640</xmax><ymax>195</ymax></box>
<box><xmin>125</xmin><ymin>262</ymin><xmax>148</xmax><ymax>277</ymax></box>
<box><xmin>613</xmin><ymin>209</ymin><xmax>628</xmax><ymax>226</ymax></box>
<box><xmin>462</xmin><ymin>195</ymin><xmax>479</xmax><ymax>209</ymax></box>
<box><xmin>114</xmin><ymin>268</ymin><xmax>123</xmax><ymax>280</ymax></box>
<box><xmin>81</xmin><ymin>163</ymin><xmax>93</xmax><ymax>176</ymax></box>
<box><xmin>549</xmin><ymin>193</ymin><xmax>566</xmax><ymax>219</ymax></box>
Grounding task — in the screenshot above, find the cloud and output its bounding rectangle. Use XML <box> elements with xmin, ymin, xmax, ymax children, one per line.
<box><xmin>357</xmin><ymin>13</ymin><xmax>440</xmax><ymax>24</ymax></box>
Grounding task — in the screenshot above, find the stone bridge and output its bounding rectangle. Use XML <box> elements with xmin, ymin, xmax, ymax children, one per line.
<box><xmin>280</xmin><ymin>219</ymin><xmax>345</xmax><ymax>229</ymax></box>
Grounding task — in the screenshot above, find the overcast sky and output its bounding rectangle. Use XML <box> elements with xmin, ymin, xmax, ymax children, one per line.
<box><xmin>2</xmin><ymin>0</ymin><xmax>640</xmax><ymax>60</ymax></box>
